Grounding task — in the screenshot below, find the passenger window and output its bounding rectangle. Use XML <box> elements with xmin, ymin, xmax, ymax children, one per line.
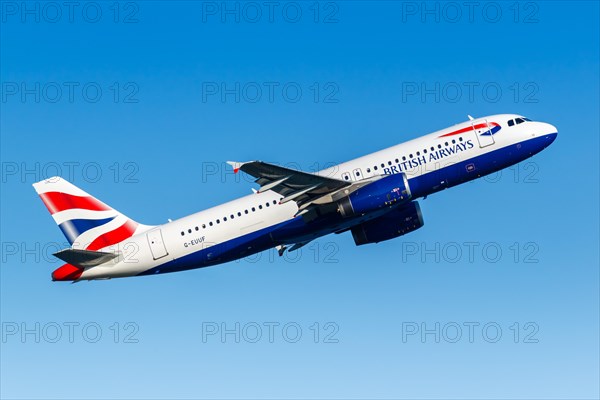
<box><xmin>195</xmin><ymin>226</ymin><xmax>199</xmax><ymax>231</ymax></box>
<box><xmin>181</xmin><ymin>231</ymin><xmax>184</xmax><ymax>236</ymax></box>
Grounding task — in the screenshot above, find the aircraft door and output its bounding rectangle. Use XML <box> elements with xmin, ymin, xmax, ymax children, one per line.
<box><xmin>147</xmin><ymin>228</ymin><xmax>169</xmax><ymax>260</ymax></box>
<box><xmin>473</xmin><ymin>119</ymin><xmax>495</xmax><ymax>148</ymax></box>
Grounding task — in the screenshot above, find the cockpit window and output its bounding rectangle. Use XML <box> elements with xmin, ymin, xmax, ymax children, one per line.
<box><xmin>508</xmin><ymin>117</ymin><xmax>531</xmax><ymax>127</ymax></box>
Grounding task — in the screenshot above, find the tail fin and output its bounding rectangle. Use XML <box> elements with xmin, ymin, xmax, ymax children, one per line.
<box><xmin>33</xmin><ymin>177</ymin><xmax>151</xmax><ymax>250</ymax></box>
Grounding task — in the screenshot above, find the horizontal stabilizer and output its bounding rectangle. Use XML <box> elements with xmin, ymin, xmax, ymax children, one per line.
<box><xmin>53</xmin><ymin>248</ymin><xmax>118</xmax><ymax>268</ymax></box>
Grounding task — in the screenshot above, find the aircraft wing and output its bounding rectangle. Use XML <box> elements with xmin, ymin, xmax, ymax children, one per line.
<box><xmin>227</xmin><ymin>160</ymin><xmax>351</xmax><ymax>208</ymax></box>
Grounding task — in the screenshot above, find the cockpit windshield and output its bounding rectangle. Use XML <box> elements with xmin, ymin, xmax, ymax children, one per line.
<box><xmin>508</xmin><ymin>117</ymin><xmax>532</xmax><ymax>127</ymax></box>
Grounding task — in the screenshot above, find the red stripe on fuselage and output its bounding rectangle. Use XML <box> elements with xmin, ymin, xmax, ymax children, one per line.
<box><xmin>86</xmin><ymin>220</ymin><xmax>138</xmax><ymax>251</ymax></box>
<box><xmin>438</xmin><ymin>122</ymin><xmax>499</xmax><ymax>138</ymax></box>
<box><xmin>39</xmin><ymin>192</ymin><xmax>111</xmax><ymax>214</ymax></box>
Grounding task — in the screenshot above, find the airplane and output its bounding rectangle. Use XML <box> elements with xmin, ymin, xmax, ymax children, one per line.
<box><xmin>33</xmin><ymin>114</ymin><xmax>557</xmax><ymax>281</ymax></box>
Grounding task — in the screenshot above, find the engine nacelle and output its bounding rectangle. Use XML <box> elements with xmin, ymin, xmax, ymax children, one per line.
<box><xmin>351</xmin><ymin>201</ymin><xmax>424</xmax><ymax>246</ymax></box>
<box><xmin>338</xmin><ymin>173</ymin><xmax>411</xmax><ymax>218</ymax></box>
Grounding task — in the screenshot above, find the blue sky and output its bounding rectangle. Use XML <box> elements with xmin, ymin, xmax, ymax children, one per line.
<box><xmin>1</xmin><ymin>1</ymin><xmax>598</xmax><ymax>398</ymax></box>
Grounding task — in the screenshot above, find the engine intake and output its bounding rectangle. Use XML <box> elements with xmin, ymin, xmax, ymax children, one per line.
<box><xmin>351</xmin><ymin>201</ymin><xmax>424</xmax><ymax>246</ymax></box>
<box><xmin>338</xmin><ymin>173</ymin><xmax>411</xmax><ymax>218</ymax></box>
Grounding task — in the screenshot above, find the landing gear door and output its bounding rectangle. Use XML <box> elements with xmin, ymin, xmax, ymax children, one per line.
<box><xmin>473</xmin><ymin>119</ymin><xmax>495</xmax><ymax>148</ymax></box>
<box><xmin>147</xmin><ymin>228</ymin><xmax>168</xmax><ymax>260</ymax></box>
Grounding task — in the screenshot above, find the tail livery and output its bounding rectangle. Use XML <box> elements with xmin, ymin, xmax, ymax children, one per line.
<box><xmin>33</xmin><ymin>177</ymin><xmax>150</xmax><ymax>280</ymax></box>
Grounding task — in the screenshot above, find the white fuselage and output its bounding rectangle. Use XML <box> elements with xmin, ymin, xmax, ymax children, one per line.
<box><xmin>79</xmin><ymin>114</ymin><xmax>557</xmax><ymax>279</ymax></box>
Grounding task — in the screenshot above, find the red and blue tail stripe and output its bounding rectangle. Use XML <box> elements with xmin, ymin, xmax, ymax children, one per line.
<box><xmin>39</xmin><ymin>191</ymin><xmax>110</xmax><ymax>214</ymax></box>
<box><xmin>86</xmin><ymin>219</ymin><xmax>138</xmax><ymax>250</ymax></box>
<box><xmin>58</xmin><ymin>216</ymin><xmax>116</xmax><ymax>244</ymax></box>
<box><xmin>33</xmin><ymin>177</ymin><xmax>148</xmax><ymax>251</ymax></box>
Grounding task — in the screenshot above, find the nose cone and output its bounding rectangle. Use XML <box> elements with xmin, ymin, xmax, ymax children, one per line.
<box><xmin>539</xmin><ymin>122</ymin><xmax>558</xmax><ymax>147</ymax></box>
<box><xmin>52</xmin><ymin>264</ymin><xmax>84</xmax><ymax>281</ymax></box>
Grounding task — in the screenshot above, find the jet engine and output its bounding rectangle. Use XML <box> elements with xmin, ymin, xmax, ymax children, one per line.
<box><xmin>351</xmin><ymin>201</ymin><xmax>424</xmax><ymax>245</ymax></box>
<box><xmin>337</xmin><ymin>173</ymin><xmax>411</xmax><ymax>217</ymax></box>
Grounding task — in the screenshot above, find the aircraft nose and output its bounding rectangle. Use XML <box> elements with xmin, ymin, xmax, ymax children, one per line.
<box><xmin>542</xmin><ymin>122</ymin><xmax>558</xmax><ymax>146</ymax></box>
<box><xmin>52</xmin><ymin>264</ymin><xmax>84</xmax><ymax>281</ymax></box>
